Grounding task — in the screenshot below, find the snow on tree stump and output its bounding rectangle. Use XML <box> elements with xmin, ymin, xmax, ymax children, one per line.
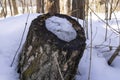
<box><xmin>18</xmin><ymin>13</ymin><xmax>86</xmax><ymax>80</ymax></box>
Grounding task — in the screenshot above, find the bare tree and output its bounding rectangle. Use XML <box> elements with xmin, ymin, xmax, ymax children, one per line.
<box><xmin>105</xmin><ymin>0</ymin><xmax>109</xmax><ymax>41</ymax></box>
<box><xmin>30</xmin><ymin>0</ymin><xmax>33</xmax><ymax>12</ymax></box>
<box><xmin>36</xmin><ymin>0</ymin><xmax>44</xmax><ymax>13</ymax></box>
<box><xmin>109</xmin><ymin>0</ymin><xmax>113</xmax><ymax>20</ymax></box>
<box><xmin>85</xmin><ymin>0</ymin><xmax>89</xmax><ymax>39</ymax></box>
<box><xmin>59</xmin><ymin>0</ymin><xmax>64</xmax><ymax>13</ymax></box>
<box><xmin>0</xmin><ymin>0</ymin><xmax>7</xmax><ymax>17</ymax></box>
<box><xmin>11</xmin><ymin>0</ymin><xmax>18</xmax><ymax>15</ymax></box>
<box><xmin>65</xmin><ymin>0</ymin><xmax>71</xmax><ymax>15</ymax></box>
<box><xmin>26</xmin><ymin>1</ymin><xmax>29</xmax><ymax>12</ymax></box>
<box><xmin>8</xmin><ymin>0</ymin><xmax>13</xmax><ymax>16</ymax></box>
<box><xmin>108</xmin><ymin>45</ymin><xmax>120</xmax><ymax>65</ymax></box>
<box><xmin>3</xmin><ymin>0</ymin><xmax>7</xmax><ymax>16</ymax></box>
<box><xmin>45</xmin><ymin>0</ymin><xmax>60</xmax><ymax>14</ymax></box>
<box><xmin>19</xmin><ymin>0</ymin><xmax>25</xmax><ymax>13</ymax></box>
<box><xmin>72</xmin><ymin>0</ymin><xmax>85</xmax><ymax>19</ymax></box>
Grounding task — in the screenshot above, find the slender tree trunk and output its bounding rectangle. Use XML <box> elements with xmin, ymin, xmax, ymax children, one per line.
<box><xmin>26</xmin><ymin>1</ymin><xmax>29</xmax><ymax>12</ymax></box>
<box><xmin>72</xmin><ymin>0</ymin><xmax>85</xmax><ymax>20</ymax></box>
<box><xmin>109</xmin><ymin>0</ymin><xmax>113</xmax><ymax>20</ymax></box>
<box><xmin>30</xmin><ymin>0</ymin><xmax>33</xmax><ymax>13</ymax></box>
<box><xmin>59</xmin><ymin>0</ymin><xmax>64</xmax><ymax>13</ymax></box>
<box><xmin>3</xmin><ymin>0</ymin><xmax>7</xmax><ymax>16</ymax></box>
<box><xmin>0</xmin><ymin>0</ymin><xmax>7</xmax><ymax>17</ymax></box>
<box><xmin>36</xmin><ymin>0</ymin><xmax>44</xmax><ymax>13</ymax></box>
<box><xmin>41</xmin><ymin>0</ymin><xmax>44</xmax><ymax>13</ymax></box>
<box><xmin>66</xmin><ymin>0</ymin><xmax>71</xmax><ymax>15</ymax></box>
<box><xmin>8</xmin><ymin>0</ymin><xmax>13</xmax><ymax>16</ymax></box>
<box><xmin>108</xmin><ymin>45</ymin><xmax>120</xmax><ymax>65</ymax></box>
<box><xmin>11</xmin><ymin>0</ymin><xmax>18</xmax><ymax>15</ymax></box>
<box><xmin>105</xmin><ymin>0</ymin><xmax>109</xmax><ymax>41</ymax></box>
<box><xmin>46</xmin><ymin>0</ymin><xmax>60</xmax><ymax>14</ymax></box>
<box><xmin>36</xmin><ymin>0</ymin><xmax>40</xmax><ymax>13</ymax></box>
<box><xmin>85</xmin><ymin>0</ymin><xmax>89</xmax><ymax>39</ymax></box>
<box><xmin>20</xmin><ymin>0</ymin><xmax>25</xmax><ymax>13</ymax></box>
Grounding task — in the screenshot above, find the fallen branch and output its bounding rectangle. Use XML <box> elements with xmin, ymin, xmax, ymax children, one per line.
<box><xmin>108</xmin><ymin>45</ymin><xmax>120</xmax><ymax>65</ymax></box>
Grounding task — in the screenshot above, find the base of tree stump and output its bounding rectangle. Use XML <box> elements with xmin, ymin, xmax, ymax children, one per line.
<box><xmin>18</xmin><ymin>13</ymin><xmax>86</xmax><ymax>80</ymax></box>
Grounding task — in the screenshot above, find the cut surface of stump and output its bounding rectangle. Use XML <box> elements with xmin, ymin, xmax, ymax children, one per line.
<box><xmin>18</xmin><ymin>13</ymin><xmax>86</xmax><ymax>80</ymax></box>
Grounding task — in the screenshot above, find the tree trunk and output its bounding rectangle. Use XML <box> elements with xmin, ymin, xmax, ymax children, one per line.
<box><xmin>8</xmin><ymin>0</ymin><xmax>13</xmax><ymax>16</ymax></box>
<box><xmin>26</xmin><ymin>1</ymin><xmax>29</xmax><ymax>13</ymax></box>
<box><xmin>36</xmin><ymin>0</ymin><xmax>40</xmax><ymax>13</ymax></box>
<box><xmin>3</xmin><ymin>0</ymin><xmax>7</xmax><ymax>17</ymax></box>
<box><xmin>11</xmin><ymin>0</ymin><xmax>18</xmax><ymax>15</ymax></box>
<box><xmin>36</xmin><ymin>0</ymin><xmax>44</xmax><ymax>13</ymax></box>
<box><xmin>0</xmin><ymin>0</ymin><xmax>7</xmax><ymax>17</ymax></box>
<box><xmin>108</xmin><ymin>45</ymin><xmax>120</xmax><ymax>65</ymax></box>
<box><xmin>105</xmin><ymin>0</ymin><xmax>109</xmax><ymax>41</ymax></box>
<box><xmin>72</xmin><ymin>0</ymin><xmax>85</xmax><ymax>20</ymax></box>
<box><xmin>45</xmin><ymin>0</ymin><xmax>60</xmax><ymax>14</ymax></box>
<box><xmin>109</xmin><ymin>0</ymin><xmax>113</xmax><ymax>20</ymax></box>
<box><xmin>65</xmin><ymin>0</ymin><xmax>71</xmax><ymax>15</ymax></box>
<box><xmin>85</xmin><ymin>0</ymin><xmax>89</xmax><ymax>39</ymax></box>
<box><xmin>18</xmin><ymin>13</ymin><xmax>86</xmax><ymax>80</ymax></box>
<box><xmin>59</xmin><ymin>0</ymin><xmax>64</xmax><ymax>13</ymax></box>
<box><xmin>30</xmin><ymin>0</ymin><xmax>33</xmax><ymax>13</ymax></box>
<box><xmin>20</xmin><ymin>0</ymin><xmax>25</xmax><ymax>13</ymax></box>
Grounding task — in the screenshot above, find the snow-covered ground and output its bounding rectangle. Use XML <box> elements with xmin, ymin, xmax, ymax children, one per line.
<box><xmin>0</xmin><ymin>14</ymin><xmax>40</xmax><ymax>80</ymax></box>
<box><xmin>0</xmin><ymin>12</ymin><xmax>120</xmax><ymax>80</ymax></box>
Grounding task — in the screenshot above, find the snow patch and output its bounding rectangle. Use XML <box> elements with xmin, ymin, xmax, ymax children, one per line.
<box><xmin>45</xmin><ymin>16</ymin><xmax>77</xmax><ymax>42</ymax></box>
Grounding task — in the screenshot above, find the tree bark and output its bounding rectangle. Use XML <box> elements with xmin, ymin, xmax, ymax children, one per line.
<box><xmin>18</xmin><ymin>13</ymin><xmax>86</xmax><ymax>80</ymax></box>
<box><xmin>36</xmin><ymin>0</ymin><xmax>44</xmax><ymax>13</ymax></box>
<box><xmin>72</xmin><ymin>0</ymin><xmax>85</xmax><ymax>20</ymax></box>
<box><xmin>0</xmin><ymin>0</ymin><xmax>7</xmax><ymax>17</ymax></box>
<box><xmin>85</xmin><ymin>0</ymin><xmax>89</xmax><ymax>39</ymax></box>
<box><xmin>8</xmin><ymin>0</ymin><xmax>13</xmax><ymax>16</ymax></box>
<box><xmin>108</xmin><ymin>45</ymin><xmax>120</xmax><ymax>65</ymax></box>
<box><xmin>20</xmin><ymin>0</ymin><xmax>25</xmax><ymax>13</ymax></box>
<box><xmin>65</xmin><ymin>0</ymin><xmax>71</xmax><ymax>15</ymax></box>
<box><xmin>11</xmin><ymin>0</ymin><xmax>18</xmax><ymax>15</ymax></box>
<box><xmin>3</xmin><ymin>0</ymin><xmax>7</xmax><ymax>17</ymax></box>
<box><xmin>45</xmin><ymin>0</ymin><xmax>60</xmax><ymax>14</ymax></box>
<box><xmin>109</xmin><ymin>0</ymin><xmax>113</xmax><ymax>20</ymax></box>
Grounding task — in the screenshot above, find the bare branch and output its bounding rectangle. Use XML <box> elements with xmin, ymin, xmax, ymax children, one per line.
<box><xmin>108</xmin><ymin>45</ymin><xmax>120</xmax><ymax>65</ymax></box>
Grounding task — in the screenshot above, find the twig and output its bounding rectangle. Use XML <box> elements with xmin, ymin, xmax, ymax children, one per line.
<box><xmin>105</xmin><ymin>0</ymin><xmax>109</xmax><ymax>41</ymax></box>
<box><xmin>54</xmin><ymin>53</ymin><xmax>64</xmax><ymax>80</ymax></box>
<box><xmin>89</xmin><ymin>6</ymin><xmax>120</xmax><ymax>34</ymax></box>
<box><xmin>113</xmin><ymin>12</ymin><xmax>120</xmax><ymax>44</ymax></box>
<box><xmin>112</xmin><ymin>0</ymin><xmax>120</xmax><ymax>13</ymax></box>
<box><xmin>10</xmin><ymin>12</ymin><xmax>30</xmax><ymax>67</ymax></box>
<box><xmin>108</xmin><ymin>45</ymin><xmax>120</xmax><ymax>65</ymax></box>
<box><xmin>0</xmin><ymin>0</ymin><xmax>6</xmax><ymax>17</ymax></box>
<box><xmin>107</xmin><ymin>12</ymin><xmax>120</xmax><ymax>65</ymax></box>
<box><xmin>88</xmin><ymin>12</ymin><xmax>92</xmax><ymax>80</ymax></box>
<box><xmin>68</xmin><ymin>9</ymin><xmax>79</xmax><ymax>15</ymax></box>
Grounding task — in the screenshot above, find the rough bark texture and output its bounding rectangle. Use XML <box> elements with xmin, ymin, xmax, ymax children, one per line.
<box><xmin>18</xmin><ymin>13</ymin><xmax>86</xmax><ymax>80</ymax></box>
<box><xmin>45</xmin><ymin>0</ymin><xmax>60</xmax><ymax>13</ymax></box>
<box><xmin>11</xmin><ymin>0</ymin><xmax>18</xmax><ymax>15</ymax></box>
<box><xmin>36</xmin><ymin>0</ymin><xmax>44</xmax><ymax>13</ymax></box>
<box><xmin>72</xmin><ymin>0</ymin><xmax>85</xmax><ymax>20</ymax></box>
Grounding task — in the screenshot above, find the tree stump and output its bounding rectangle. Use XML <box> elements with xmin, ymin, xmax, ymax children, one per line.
<box><xmin>18</xmin><ymin>13</ymin><xmax>86</xmax><ymax>80</ymax></box>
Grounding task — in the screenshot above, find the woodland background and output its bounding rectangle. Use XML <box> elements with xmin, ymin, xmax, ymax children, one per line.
<box><xmin>0</xmin><ymin>0</ymin><xmax>120</xmax><ymax>20</ymax></box>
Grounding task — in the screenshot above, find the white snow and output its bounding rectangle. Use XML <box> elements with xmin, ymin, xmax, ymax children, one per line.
<box><xmin>0</xmin><ymin>13</ymin><xmax>40</xmax><ymax>80</ymax></box>
<box><xmin>76</xmin><ymin>12</ymin><xmax>120</xmax><ymax>80</ymax></box>
<box><xmin>45</xmin><ymin>16</ymin><xmax>77</xmax><ymax>42</ymax></box>
<box><xmin>0</xmin><ymin>12</ymin><xmax>120</xmax><ymax>80</ymax></box>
